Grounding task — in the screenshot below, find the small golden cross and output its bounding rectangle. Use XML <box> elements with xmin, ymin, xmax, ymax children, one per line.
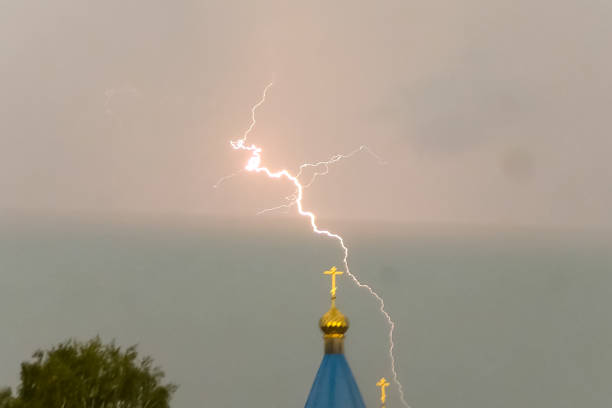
<box><xmin>377</xmin><ymin>377</ymin><xmax>390</xmax><ymax>405</ymax></box>
<box><xmin>324</xmin><ymin>266</ymin><xmax>344</xmax><ymax>304</ymax></box>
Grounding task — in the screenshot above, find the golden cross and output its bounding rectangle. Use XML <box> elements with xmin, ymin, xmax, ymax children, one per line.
<box><xmin>324</xmin><ymin>266</ymin><xmax>343</xmax><ymax>305</ymax></box>
<box><xmin>376</xmin><ymin>377</ymin><xmax>390</xmax><ymax>405</ymax></box>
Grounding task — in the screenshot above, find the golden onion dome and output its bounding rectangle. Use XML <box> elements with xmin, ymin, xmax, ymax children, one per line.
<box><xmin>319</xmin><ymin>305</ymin><xmax>349</xmax><ymax>338</ymax></box>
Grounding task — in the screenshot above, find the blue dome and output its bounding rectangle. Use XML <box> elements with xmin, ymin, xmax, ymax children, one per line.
<box><xmin>305</xmin><ymin>354</ymin><xmax>366</xmax><ymax>408</ymax></box>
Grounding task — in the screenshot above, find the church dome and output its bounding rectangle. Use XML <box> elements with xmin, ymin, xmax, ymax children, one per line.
<box><xmin>306</xmin><ymin>266</ymin><xmax>365</xmax><ymax>407</ymax></box>
<box><xmin>319</xmin><ymin>305</ymin><xmax>349</xmax><ymax>338</ymax></box>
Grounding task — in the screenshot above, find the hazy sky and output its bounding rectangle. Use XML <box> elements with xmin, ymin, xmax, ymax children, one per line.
<box><xmin>1</xmin><ymin>218</ymin><xmax>611</xmax><ymax>407</ymax></box>
<box><xmin>2</xmin><ymin>0</ymin><xmax>611</xmax><ymax>227</ymax></box>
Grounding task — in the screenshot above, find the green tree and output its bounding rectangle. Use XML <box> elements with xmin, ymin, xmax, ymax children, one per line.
<box><xmin>9</xmin><ymin>337</ymin><xmax>177</xmax><ymax>408</ymax></box>
<box><xmin>0</xmin><ymin>387</ymin><xmax>16</xmax><ymax>408</ymax></box>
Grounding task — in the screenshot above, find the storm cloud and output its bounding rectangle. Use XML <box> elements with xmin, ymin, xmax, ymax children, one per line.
<box><xmin>1</xmin><ymin>0</ymin><xmax>611</xmax><ymax>227</ymax></box>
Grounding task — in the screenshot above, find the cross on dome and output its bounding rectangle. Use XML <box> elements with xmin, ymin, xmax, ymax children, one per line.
<box><xmin>324</xmin><ymin>266</ymin><xmax>344</xmax><ymax>306</ymax></box>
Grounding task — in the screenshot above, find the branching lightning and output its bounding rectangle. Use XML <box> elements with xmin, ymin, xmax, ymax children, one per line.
<box><xmin>298</xmin><ymin>145</ymin><xmax>387</xmax><ymax>188</ymax></box>
<box><xmin>219</xmin><ymin>83</ymin><xmax>410</xmax><ymax>408</ymax></box>
<box><xmin>256</xmin><ymin>145</ymin><xmax>387</xmax><ymax>216</ymax></box>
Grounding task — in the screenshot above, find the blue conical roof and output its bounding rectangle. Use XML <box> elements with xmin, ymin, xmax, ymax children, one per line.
<box><xmin>305</xmin><ymin>354</ymin><xmax>366</xmax><ymax>408</ymax></box>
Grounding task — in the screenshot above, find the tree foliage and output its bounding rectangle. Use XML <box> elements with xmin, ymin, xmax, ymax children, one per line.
<box><xmin>4</xmin><ymin>337</ymin><xmax>176</xmax><ymax>408</ymax></box>
<box><xmin>0</xmin><ymin>388</ymin><xmax>15</xmax><ymax>408</ymax></box>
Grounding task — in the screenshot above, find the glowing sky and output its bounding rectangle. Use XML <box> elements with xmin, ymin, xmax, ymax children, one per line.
<box><xmin>1</xmin><ymin>0</ymin><xmax>611</xmax><ymax>227</ymax></box>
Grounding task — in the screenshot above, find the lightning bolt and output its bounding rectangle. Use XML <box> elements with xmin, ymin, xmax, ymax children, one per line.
<box><xmin>255</xmin><ymin>146</ymin><xmax>385</xmax><ymax>216</ymax></box>
<box><xmin>255</xmin><ymin>145</ymin><xmax>387</xmax><ymax>216</ymax></box>
<box><xmin>297</xmin><ymin>145</ymin><xmax>387</xmax><ymax>188</ymax></box>
<box><xmin>220</xmin><ymin>82</ymin><xmax>410</xmax><ymax>408</ymax></box>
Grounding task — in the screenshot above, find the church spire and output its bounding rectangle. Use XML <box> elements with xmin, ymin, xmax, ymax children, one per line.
<box><xmin>305</xmin><ymin>266</ymin><xmax>366</xmax><ymax>408</ymax></box>
<box><xmin>319</xmin><ymin>266</ymin><xmax>349</xmax><ymax>354</ymax></box>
